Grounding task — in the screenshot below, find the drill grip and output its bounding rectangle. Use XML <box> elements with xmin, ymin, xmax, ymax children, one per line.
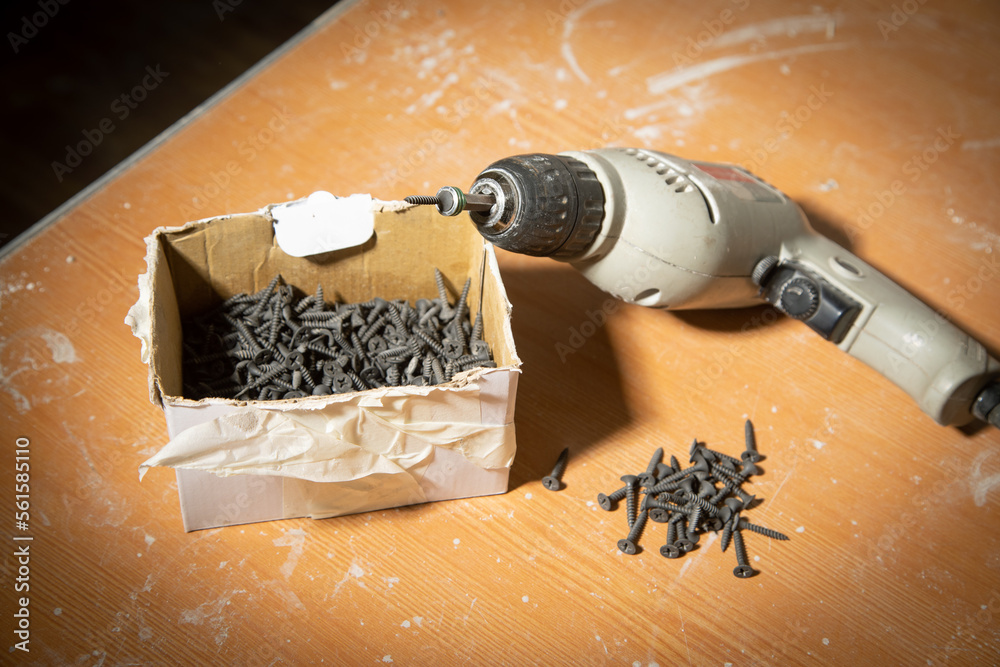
<box><xmin>785</xmin><ymin>233</ymin><xmax>999</xmax><ymax>426</ymax></box>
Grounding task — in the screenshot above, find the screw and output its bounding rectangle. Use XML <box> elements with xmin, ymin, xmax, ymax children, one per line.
<box><xmin>660</xmin><ymin>520</ymin><xmax>682</xmax><ymax>559</ymax></box>
<box><xmin>743</xmin><ymin>419</ymin><xmax>761</xmax><ymax>463</ymax></box>
<box><xmin>674</xmin><ymin>516</ymin><xmax>697</xmax><ymax>553</ymax></box>
<box><xmin>617</xmin><ymin>509</ymin><xmax>649</xmax><ymax>555</ymax></box>
<box><xmin>542</xmin><ymin>447</ymin><xmax>569</xmax><ymax>491</ymax></box>
<box><xmin>638</xmin><ymin>447</ymin><xmax>663</xmax><ymax>487</ymax></box>
<box><xmin>621</xmin><ymin>475</ymin><xmax>639</xmax><ymax>527</ymax></box>
<box><xmin>731</xmin><ymin>528</ymin><xmax>756</xmax><ymax>578</ymax></box>
<box><xmin>597</xmin><ymin>485</ymin><xmax>628</xmax><ymax>510</ymax></box>
<box><xmin>738</xmin><ymin>517</ymin><xmax>789</xmax><ymax>541</ymax></box>
<box><xmin>719</xmin><ymin>499</ymin><xmax>743</xmax><ymax>552</ymax></box>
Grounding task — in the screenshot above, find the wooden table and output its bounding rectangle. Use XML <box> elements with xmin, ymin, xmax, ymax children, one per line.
<box><xmin>3</xmin><ymin>1</ymin><xmax>999</xmax><ymax>664</ymax></box>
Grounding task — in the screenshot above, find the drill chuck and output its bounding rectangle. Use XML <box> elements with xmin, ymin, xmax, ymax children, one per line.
<box><xmin>467</xmin><ymin>153</ymin><xmax>606</xmax><ymax>258</ymax></box>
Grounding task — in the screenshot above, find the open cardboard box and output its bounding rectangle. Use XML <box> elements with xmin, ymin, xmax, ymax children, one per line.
<box><xmin>127</xmin><ymin>198</ymin><xmax>521</xmax><ymax>531</ymax></box>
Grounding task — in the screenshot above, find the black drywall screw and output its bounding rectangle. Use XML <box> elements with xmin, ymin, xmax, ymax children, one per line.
<box><xmin>731</xmin><ymin>528</ymin><xmax>756</xmax><ymax>578</ymax></box>
<box><xmin>617</xmin><ymin>509</ymin><xmax>648</xmax><ymax>555</ymax></box>
<box><xmin>597</xmin><ymin>485</ymin><xmax>628</xmax><ymax>510</ymax></box>
<box><xmin>542</xmin><ymin>447</ymin><xmax>569</xmax><ymax>491</ymax></box>
<box><xmin>738</xmin><ymin>517</ymin><xmax>789</xmax><ymax>541</ymax></box>
<box><xmin>743</xmin><ymin>419</ymin><xmax>761</xmax><ymax>463</ymax></box>
<box><xmin>638</xmin><ymin>447</ymin><xmax>663</xmax><ymax>487</ymax></box>
<box><xmin>621</xmin><ymin>475</ymin><xmax>639</xmax><ymax>528</ymax></box>
<box><xmin>660</xmin><ymin>520</ymin><xmax>682</xmax><ymax>559</ymax></box>
<box><xmin>674</xmin><ymin>516</ymin><xmax>697</xmax><ymax>553</ymax></box>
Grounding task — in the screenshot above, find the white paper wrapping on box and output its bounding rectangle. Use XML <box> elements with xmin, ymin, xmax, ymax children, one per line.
<box><xmin>140</xmin><ymin>384</ymin><xmax>515</xmax><ymax>483</ymax></box>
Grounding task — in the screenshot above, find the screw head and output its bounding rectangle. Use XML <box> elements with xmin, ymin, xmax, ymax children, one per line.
<box><xmin>597</xmin><ymin>493</ymin><xmax>614</xmax><ymax>511</ymax></box>
<box><xmin>331</xmin><ymin>373</ymin><xmax>353</xmax><ymax>393</ymax></box>
<box><xmin>649</xmin><ymin>508</ymin><xmax>670</xmax><ymax>523</ymax></box>
<box><xmin>659</xmin><ymin>544</ymin><xmax>681</xmax><ymax>559</ymax></box>
<box><xmin>637</xmin><ymin>472</ymin><xmax>657</xmax><ymax>487</ymax></box>
<box><xmin>675</xmin><ymin>538</ymin><xmax>696</xmax><ymax>553</ymax></box>
<box><xmin>733</xmin><ymin>565</ymin><xmax>756</xmax><ymax>578</ymax></box>
<box><xmin>617</xmin><ymin>539</ymin><xmax>638</xmax><ymax>555</ymax></box>
<box><xmin>442</xmin><ymin>339</ymin><xmax>464</xmax><ymax>360</ymax></box>
<box><xmin>542</xmin><ymin>476</ymin><xmax>562</xmax><ymax>491</ymax></box>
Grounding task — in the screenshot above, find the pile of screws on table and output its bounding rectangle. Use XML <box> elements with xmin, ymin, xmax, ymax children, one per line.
<box><xmin>180</xmin><ymin>269</ymin><xmax>495</xmax><ymax>401</ymax></box>
<box><xmin>597</xmin><ymin>420</ymin><xmax>788</xmax><ymax>578</ymax></box>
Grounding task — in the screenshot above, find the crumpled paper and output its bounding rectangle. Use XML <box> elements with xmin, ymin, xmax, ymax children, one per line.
<box><xmin>139</xmin><ymin>387</ymin><xmax>516</xmax><ymax>485</ymax></box>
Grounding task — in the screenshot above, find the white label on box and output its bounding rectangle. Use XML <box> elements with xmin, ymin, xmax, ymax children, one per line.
<box><xmin>271</xmin><ymin>191</ymin><xmax>374</xmax><ymax>257</ymax></box>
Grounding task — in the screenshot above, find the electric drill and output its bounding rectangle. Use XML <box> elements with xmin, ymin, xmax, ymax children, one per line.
<box><xmin>405</xmin><ymin>148</ymin><xmax>1000</xmax><ymax>429</ymax></box>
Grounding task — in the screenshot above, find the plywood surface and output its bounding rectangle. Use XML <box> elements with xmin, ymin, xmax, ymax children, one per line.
<box><xmin>2</xmin><ymin>1</ymin><xmax>999</xmax><ymax>664</ymax></box>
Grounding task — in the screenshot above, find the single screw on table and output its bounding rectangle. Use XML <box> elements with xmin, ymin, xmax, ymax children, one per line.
<box><xmin>542</xmin><ymin>447</ymin><xmax>570</xmax><ymax>491</ymax></box>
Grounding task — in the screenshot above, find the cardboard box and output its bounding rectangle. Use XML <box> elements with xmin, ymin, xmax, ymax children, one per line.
<box><xmin>127</xmin><ymin>198</ymin><xmax>521</xmax><ymax>531</ymax></box>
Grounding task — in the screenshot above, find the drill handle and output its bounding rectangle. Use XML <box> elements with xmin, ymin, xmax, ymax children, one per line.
<box><xmin>774</xmin><ymin>233</ymin><xmax>999</xmax><ymax>426</ymax></box>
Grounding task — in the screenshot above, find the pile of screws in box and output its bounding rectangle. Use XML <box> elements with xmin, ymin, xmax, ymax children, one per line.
<box><xmin>543</xmin><ymin>420</ymin><xmax>788</xmax><ymax>578</ymax></box>
<box><xmin>181</xmin><ymin>269</ymin><xmax>495</xmax><ymax>401</ymax></box>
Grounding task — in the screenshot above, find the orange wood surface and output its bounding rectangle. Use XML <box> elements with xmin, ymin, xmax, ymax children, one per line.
<box><xmin>2</xmin><ymin>1</ymin><xmax>999</xmax><ymax>664</ymax></box>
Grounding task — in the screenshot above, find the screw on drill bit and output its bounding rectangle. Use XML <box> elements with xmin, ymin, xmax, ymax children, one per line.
<box><xmin>404</xmin><ymin>195</ymin><xmax>440</xmax><ymax>205</ymax></box>
<box><xmin>404</xmin><ymin>187</ymin><xmax>496</xmax><ymax>216</ymax></box>
<box><xmin>542</xmin><ymin>447</ymin><xmax>570</xmax><ymax>491</ymax></box>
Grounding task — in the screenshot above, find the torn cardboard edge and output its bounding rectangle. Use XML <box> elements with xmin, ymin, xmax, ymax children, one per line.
<box><xmin>126</xmin><ymin>196</ymin><xmax>522</xmax><ymax>530</ymax></box>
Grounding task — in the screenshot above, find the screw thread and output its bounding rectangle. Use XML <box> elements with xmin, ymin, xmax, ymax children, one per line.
<box><xmin>434</xmin><ymin>268</ymin><xmax>450</xmax><ymax>305</ymax></box>
<box><xmin>627</xmin><ymin>509</ymin><xmax>648</xmax><ymax>543</ymax></box>
<box><xmin>665</xmin><ymin>519</ymin><xmax>677</xmax><ymax>545</ymax></box>
<box><xmin>624</xmin><ymin>483</ymin><xmax>637</xmax><ymax>528</ymax></box>
<box><xmin>741</xmin><ymin>520</ymin><xmax>789</xmax><ymax>541</ymax></box>
<box><xmin>732</xmin><ymin>528</ymin><xmax>750</xmax><ymax>567</ymax></box>
<box><xmin>549</xmin><ymin>447</ymin><xmax>569</xmax><ymax>481</ymax></box>
<box><xmin>710</xmin><ymin>462</ymin><xmax>744</xmax><ymax>485</ymax></box>
<box><xmin>744</xmin><ymin>419</ymin><xmax>760</xmax><ymax>461</ymax></box>
<box><xmin>720</xmin><ymin>516</ymin><xmax>737</xmax><ymax>552</ymax></box>
<box><xmin>405</xmin><ymin>195</ymin><xmax>440</xmax><ymax>205</ymax></box>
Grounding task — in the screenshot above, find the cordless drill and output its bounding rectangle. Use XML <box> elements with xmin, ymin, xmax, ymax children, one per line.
<box><xmin>405</xmin><ymin>148</ymin><xmax>1000</xmax><ymax>428</ymax></box>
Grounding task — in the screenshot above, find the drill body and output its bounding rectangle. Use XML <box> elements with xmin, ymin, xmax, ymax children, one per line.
<box><xmin>408</xmin><ymin>148</ymin><xmax>1000</xmax><ymax>428</ymax></box>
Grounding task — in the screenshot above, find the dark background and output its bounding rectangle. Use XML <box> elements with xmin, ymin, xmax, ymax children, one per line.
<box><xmin>0</xmin><ymin>0</ymin><xmax>338</xmax><ymax>251</ymax></box>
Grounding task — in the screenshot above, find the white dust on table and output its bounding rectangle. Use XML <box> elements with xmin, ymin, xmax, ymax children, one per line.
<box><xmin>969</xmin><ymin>450</ymin><xmax>1000</xmax><ymax>507</ymax></box>
<box><xmin>179</xmin><ymin>589</ymin><xmax>247</xmax><ymax>647</ymax></box>
<box><xmin>961</xmin><ymin>137</ymin><xmax>1000</xmax><ymax>151</ymax></box>
<box><xmin>273</xmin><ymin>528</ymin><xmax>307</xmax><ymax>580</ymax></box>
<box><xmin>645</xmin><ymin>43</ymin><xmax>851</xmax><ymax>96</ymax></box>
<box><xmin>333</xmin><ymin>561</ymin><xmax>368</xmax><ymax>597</ymax></box>
<box><xmin>713</xmin><ymin>14</ymin><xmax>841</xmax><ymax>49</ymax></box>
<box><xmin>0</xmin><ymin>326</ymin><xmax>80</xmax><ymax>414</ymax></box>
<box><xmin>561</xmin><ymin>0</ymin><xmax>616</xmax><ymax>85</ymax></box>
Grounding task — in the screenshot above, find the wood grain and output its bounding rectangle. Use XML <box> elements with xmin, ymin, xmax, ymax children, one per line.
<box><xmin>2</xmin><ymin>0</ymin><xmax>999</xmax><ymax>664</ymax></box>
